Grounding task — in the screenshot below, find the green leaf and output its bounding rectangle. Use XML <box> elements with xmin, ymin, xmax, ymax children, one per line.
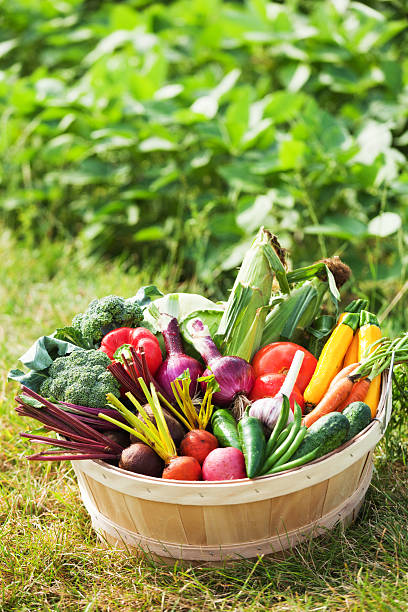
<box><xmin>134</xmin><ymin>285</ymin><xmax>164</xmax><ymax>309</ymax></box>
<box><xmin>224</xmin><ymin>87</ymin><xmax>252</xmax><ymax>152</ymax></box>
<box><xmin>218</xmin><ymin>162</ymin><xmax>265</xmax><ymax>193</ymax></box>
<box><xmin>353</xmin><ymin>121</ymin><xmax>392</xmax><ymax>165</ymax></box>
<box><xmin>133</xmin><ymin>226</ymin><xmax>166</xmax><ymax>242</ymax></box>
<box><xmin>54</xmin><ymin>326</ymin><xmax>91</xmax><ymax>349</ymax></box>
<box><xmin>145</xmin><ymin>293</ymin><xmax>221</xmax><ymax>327</ymax></box>
<box><xmin>17</xmin><ymin>336</ymin><xmax>81</xmax><ymax>371</ymax></box>
<box><xmin>8</xmin><ymin>369</ymin><xmax>48</xmax><ymax>392</ymax></box>
<box><xmin>368</xmin><ymin>212</ymin><xmax>402</xmax><ymax>237</ymax></box>
<box><xmin>139</xmin><ymin>137</ymin><xmax>177</xmax><ymax>152</ymax></box>
<box><xmin>304</xmin><ymin>215</ymin><xmax>367</xmax><ymax>241</ymax></box>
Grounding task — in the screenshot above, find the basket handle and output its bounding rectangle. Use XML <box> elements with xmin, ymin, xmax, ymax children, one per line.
<box><xmin>378</xmin><ymin>351</ymin><xmax>395</xmax><ymax>436</ymax></box>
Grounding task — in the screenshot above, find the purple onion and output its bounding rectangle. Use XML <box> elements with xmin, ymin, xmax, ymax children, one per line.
<box><xmin>187</xmin><ymin>319</ymin><xmax>255</xmax><ymax>406</ymax></box>
<box><xmin>155</xmin><ymin>317</ymin><xmax>204</xmax><ymax>399</ymax></box>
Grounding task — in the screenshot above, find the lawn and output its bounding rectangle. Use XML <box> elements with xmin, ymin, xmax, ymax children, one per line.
<box><xmin>1</xmin><ymin>230</ymin><xmax>407</xmax><ymax>612</ymax></box>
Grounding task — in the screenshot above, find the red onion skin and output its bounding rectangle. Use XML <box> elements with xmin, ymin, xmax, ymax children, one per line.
<box><xmin>201</xmin><ymin>357</ymin><xmax>255</xmax><ymax>405</ymax></box>
<box><xmin>156</xmin><ymin>318</ymin><xmax>204</xmax><ymax>399</ymax></box>
<box><xmin>189</xmin><ymin>319</ymin><xmax>255</xmax><ymax>405</ymax></box>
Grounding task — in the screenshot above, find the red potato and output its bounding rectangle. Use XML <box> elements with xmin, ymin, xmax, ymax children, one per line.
<box><xmin>162</xmin><ymin>456</ymin><xmax>202</xmax><ymax>481</ymax></box>
<box><xmin>202</xmin><ymin>447</ymin><xmax>247</xmax><ymax>481</ymax></box>
<box><xmin>180</xmin><ymin>430</ymin><xmax>219</xmax><ymax>465</ymax></box>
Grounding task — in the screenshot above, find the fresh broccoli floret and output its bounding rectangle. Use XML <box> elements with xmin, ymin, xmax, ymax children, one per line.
<box><xmin>71</xmin><ymin>295</ymin><xmax>143</xmax><ymax>346</ymax></box>
<box><xmin>40</xmin><ymin>349</ymin><xmax>120</xmax><ymax>409</ymax></box>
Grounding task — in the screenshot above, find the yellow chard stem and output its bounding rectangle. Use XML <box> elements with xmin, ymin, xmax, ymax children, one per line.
<box><xmin>149</xmin><ymin>384</ymin><xmax>176</xmax><ymax>456</ymax></box>
<box><xmin>158</xmin><ymin>392</ymin><xmax>193</xmax><ymax>431</ymax></box>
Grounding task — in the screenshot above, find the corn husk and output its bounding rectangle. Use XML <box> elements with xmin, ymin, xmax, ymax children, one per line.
<box><xmin>261</xmin><ymin>257</ymin><xmax>350</xmax><ymax>346</ymax></box>
<box><xmin>216</xmin><ymin>228</ymin><xmax>289</xmax><ymax>361</ymax></box>
<box><xmin>261</xmin><ymin>277</ymin><xmax>327</xmax><ymax>345</ymax></box>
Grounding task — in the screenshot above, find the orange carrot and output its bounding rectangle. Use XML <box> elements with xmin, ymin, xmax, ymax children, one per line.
<box><xmin>328</xmin><ymin>363</ymin><xmax>359</xmax><ymax>390</ymax></box>
<box><xmin>337</xmin><ymin>378</ymin><xmax>371</xmax><ymax>412</ymax></box>
<box><xmin>303</xmin><ymin>376</ymin><xmax>354</xmax><ymax>428</ymax></box>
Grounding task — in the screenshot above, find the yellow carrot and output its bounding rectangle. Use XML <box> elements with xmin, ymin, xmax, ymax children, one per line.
<box><xmin>304</xmin><ymin>313</ymin><xmax>359</xmax><ymax>406</ymax></box>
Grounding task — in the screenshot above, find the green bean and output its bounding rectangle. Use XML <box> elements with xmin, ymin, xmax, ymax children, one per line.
<box><xmin>271</xmin><ymin>420</ymin><xmax>293</xmax><ymax>450</ymax></box>
<box><xmin>259</xmin><ymin>425</ymin><xmax>293</xmax><ymax>476</ymax></box>
<box><xmin>263</xmin><ymin>445</ymin><xmax>321</xmax><ymax>475</ymax></box>
<box><xmin>273</xmin><ymin>425</ymin><xmax>307</xmax><ymax>468</ymax></box>
<box><xmin>270</xmin><ymin>423</ymin><xmax>293</xmax><ymax>454</ymax></box>
<box><xmin>259</xmin><ymin>403</ymin><xmax>302</xmax><ymax>475</ymax></box>
<box><xmin>265</xmin><ymin>395</ymin><xmax>290</xmax><ymax>456</ymax></box>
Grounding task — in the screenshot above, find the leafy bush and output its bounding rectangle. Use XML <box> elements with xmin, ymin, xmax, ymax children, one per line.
<box><xmin>0</xmin><ymin>0</ymin><xmax>407</xmax><ymax>314</ymax></box>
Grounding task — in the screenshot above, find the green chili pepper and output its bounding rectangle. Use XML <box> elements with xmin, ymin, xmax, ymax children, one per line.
<box><xmin>238</xmin><ymin>410</ymin><xmax>265</xmax><ymax>478</ymax></box>
<box><xmin>265</xmin><ymin>395</ymin><xmax>290</xmax><ymax>456</ymax></box>
<box><xmin>263</xmin><ymin>445</ymin><xmax>321</xmax><ymax>475</ymax></box>
<box><xmin>259</xmin><ymin>403</ymin><xmax>302</xmax><ymax>475</ymax></box>
<box><xmin>211</xmin><ymin>409</ymin><xmax>242</xmax><ymax>451</ymax></box>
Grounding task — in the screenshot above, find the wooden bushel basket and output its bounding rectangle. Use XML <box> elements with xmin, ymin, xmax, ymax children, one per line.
<box><xmin>72</xmin><ymin>371</ymin><xmax>393</xmax><ymax>562</ymax></box>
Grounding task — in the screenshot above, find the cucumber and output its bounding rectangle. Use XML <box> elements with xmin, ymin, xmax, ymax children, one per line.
<box><xmin>291</xmin><ymin>412</ymin><xmax>350</xmax><ymax>461</ymax></box>
<box><xmin>343</xmin><ymin>401</ymin><xmax>372</xmax><ymax>441</ymax></box>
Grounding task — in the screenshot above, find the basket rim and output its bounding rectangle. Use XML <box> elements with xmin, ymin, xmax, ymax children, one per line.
<box><xmin>82</xmin><ymin>371</ymin><xmax>391</xmax><ymax>488</ymax></box>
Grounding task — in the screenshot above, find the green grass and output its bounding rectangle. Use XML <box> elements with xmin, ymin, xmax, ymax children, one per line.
<box><xmin>1</xmin><ymin>229</ymin><xmax>407</xmax><ymax>612</ymax></box>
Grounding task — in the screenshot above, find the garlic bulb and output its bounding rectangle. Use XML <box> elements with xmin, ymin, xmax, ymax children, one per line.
<box><xmin>249</xmin><ymin>397</ymin><xmax>294</xmax><ymax>429</ymax></box>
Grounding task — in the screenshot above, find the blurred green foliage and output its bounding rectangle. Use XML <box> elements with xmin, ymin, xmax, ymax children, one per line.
<box><xmin>0</xmin><ymin>0</ymin><xmax>407</xmax><ymax>317</ymax></box>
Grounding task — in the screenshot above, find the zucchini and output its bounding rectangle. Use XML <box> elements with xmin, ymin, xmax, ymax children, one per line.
<box><xmin>292</xmin><ymin>412</ymin><xmax>350</xmax><ymax>461</ymax></box>
<box><xmin>343</xmin><ymin>401</ymin><xmax>371</xmax><ymax>441</ymax></box>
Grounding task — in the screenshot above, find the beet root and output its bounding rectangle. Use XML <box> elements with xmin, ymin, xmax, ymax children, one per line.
<box><xmin>103</xmin><ymin>429</ymin><xmax>130</xmax><ymax>449</ymax></box>
<box><xmin>180</xmin><ymin>430</ymin><xmax>218</xmax><ymax>465</ymax></box>
<box><xmin>162</xmin><ymin>456</ymin><xmax>202</xmax><ymax>481</ymax></box>
<box><xmin>119</xmin><ymin>443</ymin><xmax>164</xmax><ymax>477</ymax></box>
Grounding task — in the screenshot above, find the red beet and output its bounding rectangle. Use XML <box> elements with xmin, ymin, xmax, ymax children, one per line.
<box><xmin>162</xmin><ymin>456</ymin><xmax>202</xmax><ymax>481</ymax></box>
<box><xmin>119</xmin><ymin>443</ymin><xmax>164</xmax><ymax>477</ymax></box>
<box><xmin>180</xmin><ymin>430</ymin><xmax>218</xmax><ymax>465</ymax></box>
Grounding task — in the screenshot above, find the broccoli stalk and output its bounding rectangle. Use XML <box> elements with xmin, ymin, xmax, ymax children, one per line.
<box><xmin>40</xmin><ymin>349</ymin><xmax>120</xmax><ymax>409</ymax></box>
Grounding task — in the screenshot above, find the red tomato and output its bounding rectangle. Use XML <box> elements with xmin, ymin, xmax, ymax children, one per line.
<box><xmin>100</xmin><ymin>327</ymin><xmax>162</xmax><ymax>375</ymax></box>
<box><xmin>249</xmin><ymin>373</ymin><xmax>305</xmax><ymax>413</ymax></box>
<box><xmin>252</xmin><ymin>342</ymin><xmax>317</xmax><ymax>393</ymax></box>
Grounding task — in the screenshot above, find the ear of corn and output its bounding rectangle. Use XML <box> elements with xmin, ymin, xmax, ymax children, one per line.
<box><xmin>216</xmin><ymin>228</ymin><xmax>289</xmax><ymax>361</ymax></box>
<box><xmin>216</xmin><ymin>235</ymin><xmax>350</xmax><ymax>361</ymax></box>
<box><xmin>303</xmin><ymin>313</ymin><xmax>359</xmax><ymax>406</ymax></box>
<box><xmin>357</xmin><ymin>310</ymin><xmax>382</xmax><ymax>416</ymax></box>
<box><xmin>262</xmin><ymin>259</ymin><xmax>349</xmax><ymax>347</ymax></box>
<box><xmin>261</xmin><ymin>278</ymin><xmax>326</xmax><ymax>346</ymax></box>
